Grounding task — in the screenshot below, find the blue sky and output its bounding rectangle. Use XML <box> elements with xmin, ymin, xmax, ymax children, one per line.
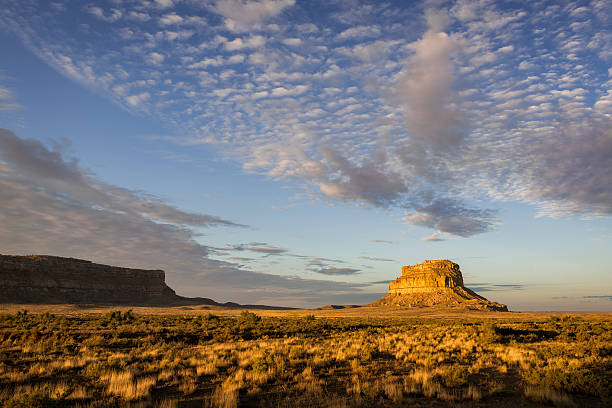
<box><xmin>0</xmin><ymin>0</ymin><xmax>611</xmax><ymax>310</ymax></box>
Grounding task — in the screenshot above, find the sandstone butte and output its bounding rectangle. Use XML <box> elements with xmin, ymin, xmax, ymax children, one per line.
<box><xmin>372</xmin><ymin>260</ymin><xmax>508</xmax><ymax>311</ymax></box>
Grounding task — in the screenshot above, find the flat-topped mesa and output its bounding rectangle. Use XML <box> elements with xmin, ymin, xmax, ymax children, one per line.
<box><xmin>373</xmin><ymin>260</ymin><xmax>508</xmax><ymax>311</ymax></box>
<box><xmin>0</xmin><ymin>254</ymin><xmax>180</xmax><ymax>305</ymax></box>
<box><xmin>390</xmin><ymin>260</ymin><xmax>463</xmax><ymax>294</ymax></box>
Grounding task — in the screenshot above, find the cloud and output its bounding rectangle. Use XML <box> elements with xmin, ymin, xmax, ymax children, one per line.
<box><xmin>0</xmin><ymin>129</ymin><xmax>85</xmax><ymax>184</ymax></box>
<box><xmin>126</xmin><ymin>92</ymin><xmax>150</xmax><ymax>107</ymax></box>
<box><xmin>369</xmin><ymin>239</ymin><xmax>398</xmax><ymax>244</ymax></box>
<box><xmin>223</xmin><ymin>35</ymin><xmax>266</xmax><ymax>50</ymax></box>
<box><xmin>420</xmin><ymin>232</ymin><xmax>446</xmax><ymax>242</ymax></box>
<box><xmin>318</xmin><ymin>148</ymin><xmax>407</xmax><ymax>207</ymax></box>
<box><xmin>0</xmin><ymin>84</ymin><xmax>20</xmax><ymax>111</ymax></box>
<box><xmin>213</xmin><ymin>0</ymin><xmax>296</xmax><ymax>32</ymax></box>
<box><xmin>467</xmin><ymin>283</ymin><xmax>525</xmax><ymax>292</ymax></box>
<box><xmin>337</xmin><ymin>25</ymin><xmax>381</xmax><ymax>40</ymax></box>
<box><xmin>525</xmin><ymin>116</ymin><xmax>612</xmax><ymax>217</ymax></box>
<box><xmin>281</xmin><ymin>38</ymin><xmax>301</xmax><ymax>46</ymax></box>
<box><xmin>84</xmin><ymin>5</ymin><xmax>122</xmax><ymax>23</ymax></box>
<box><xmin>270</xmin><ymin>85</ymin><xmax>308</xmax><ymax>97</ymax></box>
<box><xmin>3</xmin><ymin>0</ymin><xmax>610</xmax><ymax>243</ymax></box>
<box><xmin>222</xmin><ymin>243</ymin><xmax>288</xmax><ymax>255</ymax></box>
<box><xmin>403</xmin><ymin>198</ymin><xmax>497</xmax><ymax>237</ymax></box>
<box><xmin>315</xmin><ymin>267</ymin><xmax>360</xmax><ymax>276</ymax></box>
<box><xmin>584</xmin><ymin>295</ymin><xmax>612</xmax><ymax>301</ymax></box>
<box><xmin>154</xmin><ymin>0</ymin><xmax>174</xmax><ymax>9</ymax></box>
<box><xmin>0</xmin><ymin>129</ymin><xmax>241</xmax><ymax>228</ymax></box>
<box><xmin>359</xmin><ymin>256</ymin><xmax>396</xmax><ymax>262</ymax></box>
<box><xmin>127</xmin><ymin>11</ymin><xmax>150</xmax><ymax>21</ymax></box>
<box><xmin>399</xmin><ymin>8</ymin><xmax>465</xmax><ymax>151</ymax></box>
<box><xmin>148</xmin><ymin>52</ymin><xmax>165</xmax><ymax>65</ymax></box>
<box><xmin>159</xmin><ymin>12</ymin><xmax>184</xmax><ymax>26</ymax></box>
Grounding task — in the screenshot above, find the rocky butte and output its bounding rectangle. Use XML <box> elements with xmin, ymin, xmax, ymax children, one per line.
<box><xmin>372</xmin><ymin>260</ymin><xmax>508</xmax><ymax>311</ymax></box>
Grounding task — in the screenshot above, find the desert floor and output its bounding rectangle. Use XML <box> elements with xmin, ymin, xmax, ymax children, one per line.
<box><xmin>0</xmin><ymin>304</ymin><xmax>610</xmax><ymax>407</ymax></box>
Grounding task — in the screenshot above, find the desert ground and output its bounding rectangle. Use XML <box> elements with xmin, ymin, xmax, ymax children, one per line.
<box><xmin>0</xmin><ymin>304</ymin><xmax>610</xmax><ymax>407</ymax></box>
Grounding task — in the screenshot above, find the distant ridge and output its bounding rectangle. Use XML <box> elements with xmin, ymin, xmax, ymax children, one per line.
<box><xmin>0</xmin><ymin>254</ymin><xmax>292</xmax><ymax>310</ymax></box>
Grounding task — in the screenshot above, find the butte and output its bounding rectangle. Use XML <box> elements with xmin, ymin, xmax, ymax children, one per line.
<box><xmin>372</xmin><ymin>260</ymin><xmax>508</xmax><ymax>311</ymax></box>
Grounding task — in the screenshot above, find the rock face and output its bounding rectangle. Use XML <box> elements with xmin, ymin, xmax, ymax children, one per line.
<box><xmin>0</xmin><ymin>254</ymin><xmax>182</xmax><ymax>305</ymax></box>
<box><xmin>373</xmin><ymin>260</ymin><xmax>508</xmax><ymax>311</ymax></box>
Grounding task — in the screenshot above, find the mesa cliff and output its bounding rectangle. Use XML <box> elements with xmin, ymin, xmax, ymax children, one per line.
<box><xmin>372</xmin><ymin>260</ymin><xmax>508</xmax><ymax>311</ymax></box>
<box><xmin>0</xmin><ymin>254</ymin><xmax>183</xmax><ymax>305</ymax></box>
<box><xmin>0</xmin><ymin>254</ymin><xmax>288</xmax><ymax>309</ymax></box>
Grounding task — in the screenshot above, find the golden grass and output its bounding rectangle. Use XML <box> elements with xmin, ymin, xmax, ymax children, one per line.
<box><xmin>0</xmin><ymin>307</ymin><xmax>609</xmax><ymax>407</ymax></box>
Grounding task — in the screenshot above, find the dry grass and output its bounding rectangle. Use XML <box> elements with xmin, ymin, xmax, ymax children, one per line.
<box><xmin>104</xmin><ymin>370</ymin><xmax>156</xmax><ymax>400</ymax></box>
<box><xmin>0</xmin><ymin>308</ymin><xmax>609</xmax><ymax>407</ymax></box>
<box><xmin>524</xmin><ymin>385</ymin><xmax>574</xmax><ymax>406</ymax></box>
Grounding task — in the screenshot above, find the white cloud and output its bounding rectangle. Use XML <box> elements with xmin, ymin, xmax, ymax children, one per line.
<box><xmin>154</xmin><ymin>0</ymin><xmax>174</xmax><ymax>9</ymax></box>
<box><xmin>159</xmin><ymin>12</ymin><xmax>184</xmax><ymax>26</ymax></box>
<box><xmin>214</xmin><ymin>0</ymin><xmax>296</xmax><ymax>32</ymax></box>
<box><xmin>84</xmin><ymin>5</ymin><xmax>122</xmax><ymax>22</ymax></box>
<box><xmin>187</xmin><ymin>57</ymin><xmax>224</xmax><ymax>69</ymax></box>
<box><xmin>420</xmin><ymin>232</ymin><xmax>446</xmax><ymax>242</ymax></box>
<box><xmin>3</xmin><ymin>0</ymin><xmax>610</xmax><ymax>241</ymax></box>
<box><xmin>127</xmin><ymin>11</ymin><xmax>150</xmax><ymax>21</ymax></box>
<box><xmin>281</xmin><ymin>38</ymin><xmax>302</xmax><ymax>46</ymax></box>
<box><xmin>227</xmin><ymin>54</ymin><xmax>245</xmax><ymax>64</ymax></box>
<box><xmin>126</xmin><ymin>92</ymin><xmax>150</xmax><ymax>107</ymax></box>
<box><xmin>337</xmin><ymin>25</ymin><xmax>381</xmax><ymax>40</ymax></box>
<box><xmin>223</xmin><ymin>35</ymin><xmax>266</xmax><ymax>50</ymax></box>
<box><xmin>270</xmin><ymin>85</ymin><xmax>308</xmax><ymax>97</ymax></box>
<box><xmin>148</xmin><ymin>52</ymin><xmax>165</xmax><ymax>65</ymax></box>
<box><xmin>0</xmin><ymin>84</ymin><xmax>20</xmax><ymax>111</ymax></box>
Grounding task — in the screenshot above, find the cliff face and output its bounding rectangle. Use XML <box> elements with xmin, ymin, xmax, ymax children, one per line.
<box><xmin>0</xmin><ymin>254</ymin><xmax>181</xmax><ymax>305</ymax></box>
<box><xmin>373</xmin><ymin>260</ymin><xmax>508</xmax><ymax>311</ymax></box>
<box><xmin>389</xmin><ymin>260</ymin><xmax>464</xmax><ymax>294</ymax></box>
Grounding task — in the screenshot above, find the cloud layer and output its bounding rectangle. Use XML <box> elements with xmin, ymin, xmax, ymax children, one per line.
<box><xmin>1</xmin><ymin>0</ymin><xmax>610</xmax><ymax>241</ymax></box>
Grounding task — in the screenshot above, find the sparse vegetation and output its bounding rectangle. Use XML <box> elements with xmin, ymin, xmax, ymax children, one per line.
<box><xmin>0</xmin><ymin>309</ymin><xmax>609</xmax><ymax>407</ymax></box>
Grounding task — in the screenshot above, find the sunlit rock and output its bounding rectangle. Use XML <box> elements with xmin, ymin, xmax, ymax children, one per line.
<box><xmin>373</xmin><ymin>260</ymin><xmax>508</xmax><ymax>311</ymax></box>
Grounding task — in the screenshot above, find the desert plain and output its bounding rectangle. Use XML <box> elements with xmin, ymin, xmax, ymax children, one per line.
<box><xmin>0</xmin><ymin>303</ymin><xmax>610</xmax><ymax>408</ymax></box>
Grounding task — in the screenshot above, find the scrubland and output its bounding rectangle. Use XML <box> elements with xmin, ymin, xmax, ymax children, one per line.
<box><xmin>0</xmin><ymin>306</ymin><xmax>609</xmax><ymax>407</ymax></box>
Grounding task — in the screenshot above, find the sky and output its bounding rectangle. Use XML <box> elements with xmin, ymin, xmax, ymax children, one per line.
<box><xmin>0</xmin><ymin>0</ymin><xmax>610</xmax><ymax>311</ymax></box>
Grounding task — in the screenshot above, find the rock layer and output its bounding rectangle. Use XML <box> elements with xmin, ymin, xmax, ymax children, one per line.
<box><xmin>373</xmin><ymin>260</ymin><xmax>508</xmax><ymax>311</ymax></box>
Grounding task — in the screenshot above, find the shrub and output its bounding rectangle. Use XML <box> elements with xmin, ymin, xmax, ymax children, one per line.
<box><xmin>4</xmin><ymin>391</ymin><xmax>61</xmax><ymax>408</ymax></box>
<box><xmin>252</xmin><ymin>351</ymin><xmax>286</xmax><ymax>374</ymax></box>
<box><xmin>239</xmin><ymin>311</ymin><xmax>261</xmax><ymax>324</ymax></box>
<box><xmin>103</xmin><ymin>310</ymin><xmax>134</xmax><ymax>324</ymax></box>
<box><xmin>202</xmin><ymin>312</ymin><xmax>220</xmax><ymax>322</ymax></box>
<box><xmin>524</xmin><ymin>367</ymin><xmax>610</xmax><ymax>397</ymax></box>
